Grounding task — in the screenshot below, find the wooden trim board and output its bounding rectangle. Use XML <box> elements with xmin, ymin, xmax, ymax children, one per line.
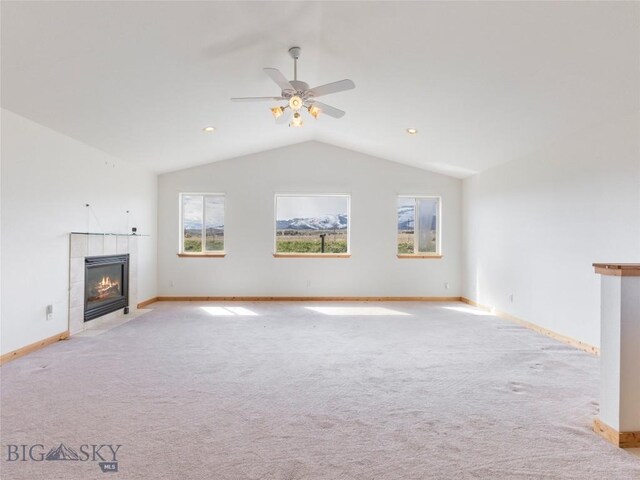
<box><xmin>0</xmin><ymin>331</ymin><xmax>69</xmax><ymax>366</ymax></box>
<box><xmin>593</xmin><ymin>263</ymin><xmax>640</xmax><ymax>277</ymax></box>
<box><xmin>593</xmin><ymin>418</ymin><xmax>640</xmax><ymax>448</ymax></box>
<box><xmin>151</xmin><ymin>296</ymin><xmax>462</xmax><ymax>303</ymax></box>
<box><xmin>137</xmin><ymin>297</ymin><xmax>159</xmax><ymax>308</ymax></box>
<box><xmin>460</xmin><ymin>297</ymin><xmax>599</xmax><ymax>356</ymax></box>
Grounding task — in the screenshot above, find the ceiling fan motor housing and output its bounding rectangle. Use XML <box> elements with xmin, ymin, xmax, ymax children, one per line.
<box><xmin>286</xmin><ymin>80</ymin><xmax>310</xmax><ymax>97</ymax></box>
<box><xmin>288</xmin><ymin>46</ymin><xmax>301</xmax><ymax>59</ymax></box>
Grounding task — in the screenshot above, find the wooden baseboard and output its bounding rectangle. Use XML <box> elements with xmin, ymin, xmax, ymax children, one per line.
<box><xmin>460</xmin><ymin>297</ymin><xmax>599</xmax><ymax>356</ymax></box>
<box><xmin>154</xmin><ymin>296</ymin><xmax>462</xmax><ymax>303</ymax></box>
<box><xmin>593</xmin><ymin>418</ymin><xmax>640</xmax><ymax>448</ymax></box>
<box><xmin>0</xmin><ymin>331</ymin><xmax>69</xmax><ymax>366</ymax></box>
<box><xmin>137</xmin><ymin>297</ymin><xmax>159</xmax><ymax>308</ymax></box>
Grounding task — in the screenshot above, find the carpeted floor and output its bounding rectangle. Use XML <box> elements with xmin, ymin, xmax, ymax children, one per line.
<box><xmin>1</xmin><ymin>301</ymin><xmax>638</xmax><ymax>479</ymax></box>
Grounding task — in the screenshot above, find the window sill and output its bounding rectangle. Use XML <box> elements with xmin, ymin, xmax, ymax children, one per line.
<box><xmin>397</xmin><ymin>254</ymin><xmax>443</xmax><ymax>259</ymax></box>
<box><xmin>177</xmin><ymin>253</ymin><xmax>226</xmax><ymax>258</ymax></box>
<box><xmin>273</xmin><ymin>253</ymin><xmax>351</xmax><ymax>258</ymax></box>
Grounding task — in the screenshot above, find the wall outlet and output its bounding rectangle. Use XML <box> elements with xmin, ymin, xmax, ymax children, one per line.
<box><xmin>509</xmin><ymin>293</ymin><xmax>514</xmax><ymax>303</ymax></box>
<box><xmin>445</xmin><ymin>282</ymin><xmax>450</xmax><ymax>289</ymax></box>
<box><xmin>46</xmin><ymin>304</ymin><xmax>54</xmax><ymax>321</ymax></box>
<box><xmin>306</xmin><ymin>279</ymin><xmax>311</xmax><ymax>288</ymax></box>
<box><xmin>169</xmin><ymin>280</ymin><xmax>174</xmax><ymax>287</ymax></box>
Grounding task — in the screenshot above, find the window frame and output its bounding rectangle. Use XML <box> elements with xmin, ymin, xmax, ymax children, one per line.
<box><xmin>273</xmin><ymin>193</ymin><xmax>351</xmax><ymax>258</ymax></box>
<box><xmin>178</xmin><ymin>192</ymin><xmax>226</xmax><ymax>257</ymax></box>
<box><xmin>396</xmin><ymin>195</ymin><xmax>442</xmax><ymax>259</ymax></box>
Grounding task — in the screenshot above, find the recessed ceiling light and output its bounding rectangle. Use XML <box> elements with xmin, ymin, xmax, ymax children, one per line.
<box><xmin>406</xmin><ymin>128</ymin><xmax>418</xmax><ymax>135</ymax></box>
<box><xmin>203</xmin><ymin>126</ymin><xmax>216</xmax><ymax>132</ymax></box>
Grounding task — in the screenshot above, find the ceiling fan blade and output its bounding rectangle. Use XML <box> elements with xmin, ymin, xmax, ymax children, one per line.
<box><xmin>264</xmin><ymin>68</ymin><xmax>294</xmax><ymax>92</ymax></box>
<box><xmin>231</xmin><ymin>96</ymin><xmax>285</xmax><ymax>102</ymax></box>
<box><xmin>306</xmin><ymin>79</ymin><xmax>355</xmax><ymax>98</ymax></box>
<box><xmin>306</xmin><ymin>100</ymin><xmax>345</xmax><ymax>119</ymax></box>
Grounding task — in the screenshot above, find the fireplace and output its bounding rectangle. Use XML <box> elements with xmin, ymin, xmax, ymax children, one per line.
<box><xmin>84</xmin><ymin>254</ymin><xmax>129</xmax><ymax>321</ymax></box>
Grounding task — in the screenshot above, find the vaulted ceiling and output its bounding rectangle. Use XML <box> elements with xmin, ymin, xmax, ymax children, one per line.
<box><xmin>2</xmin><ymin>1</ymin><xmax>638</xmax><ymax>177</ymax></box>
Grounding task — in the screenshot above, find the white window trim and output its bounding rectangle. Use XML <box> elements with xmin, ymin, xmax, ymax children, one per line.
<box><xmin>273</xmin><ymin>193</ymin><xmax>351</xmax><ymax>257</ymax></box>
<box><xmin>397</xmin><ymin>195</ymin><xmax>442</xmax><ymax>257</ymax></box>
<box><xmin>178</xmin><ymin>192</ymin><xmax>226</xmax><ymax>255</ymax></box>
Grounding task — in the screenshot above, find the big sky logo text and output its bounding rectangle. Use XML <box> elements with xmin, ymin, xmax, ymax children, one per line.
<box><xmin>6</xmin><ymin>443</ymin><xmax>122</xmax><ymax>473</ymax></box>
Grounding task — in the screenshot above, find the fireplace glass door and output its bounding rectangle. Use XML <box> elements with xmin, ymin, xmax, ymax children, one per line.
<box><xmin>84</xmin><ymin>254</ymin><xmax>129</xmax><ymax>321</ymax></box>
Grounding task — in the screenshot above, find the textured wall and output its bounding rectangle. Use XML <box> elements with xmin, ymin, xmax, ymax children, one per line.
<box><xmin>1</xmin><ymin>109</ymin><xmax>158</xmax><ymax>354</ymax></box>
<box><xmin>462</xmin><ymin>111</ymin><xmax>640</xmax><ymax>347</ymax></box>
<box><xmin>158</xmin><ymin>141</ymin><xmax>462</xmax><ymax>297</ymax></box>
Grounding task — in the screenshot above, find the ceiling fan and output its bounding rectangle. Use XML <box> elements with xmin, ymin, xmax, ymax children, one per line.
<box><xmin>231</xmin><ymin>46</ymin><xmax>355</xmax><ymax>127</ymax></box>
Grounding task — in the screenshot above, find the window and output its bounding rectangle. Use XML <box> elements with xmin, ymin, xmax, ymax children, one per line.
<box><xmin>397</xmin><ymin>196</ymin><xmax>441</xmax><ymax>257</ymax></box>
<box><xmin>180</xmin><ymin>194</ymin><xmax>224</xmax><ymax>255</ymax></box>
<box><xmin>275</xmin><ymin>194</ymin><xmax>350</xmax><ymax>256</ymax></box>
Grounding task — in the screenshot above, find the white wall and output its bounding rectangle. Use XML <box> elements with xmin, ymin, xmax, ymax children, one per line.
<box><xmin>0</xmin><ymin>109</ymin><xmax>158</xmax><ymax>354</ymax></box>
<box><xmin>462</xmin><ymin>111</ymin><xmax>640</xmax><ymax>348</ymax></box>
<box><xmin>158</xmin><ymin>141</ymin><xmax>462</xmax><ymax>297</ymax></box>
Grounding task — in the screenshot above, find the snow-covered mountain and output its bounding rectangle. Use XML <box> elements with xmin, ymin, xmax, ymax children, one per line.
<box><xmin>187</xmin><ymin>207</ymin><xmax>423</xmax><ymax>231</ymax></box>
<box><xmin>184</xmin><ymin>221</ymin><xmax>223</xmax><ymax>231</ymax></box>
<box><xmin>277</xmin><ymin>214</ymin><xmax>348</xmax><ymax>231</ymax></box>
<box><xmin>397</xmin><ymin>205</ymin><xmax>414</xmax><ymax>230</ymax></box>
<box><xmin>397</xmin><ymin>205</ymin><xmax>437</xmax><ymax>230</ymax></box>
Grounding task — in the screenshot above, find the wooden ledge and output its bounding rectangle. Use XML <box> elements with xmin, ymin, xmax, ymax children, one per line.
<box><xmin>593</xmin><ymin>418</ymin><xmax>640</xmax><ymax>448</ymax></box>
<box><xmin>177</xmin><ymin>253</ymin><xmax>226</xmax><ymax>258</ymax></box>
<box><xmin>273</xmin><ymin>253</ymin><xmax>351</xmax><ymax>258</ymax></box>
<box><xmin>593</xmin><ymin>263</ymin><xmax>640</xmax><ymax>276</ymax></box>
<box><xmin>397</xmin><ymin>254</ymin><xmax>443</xmax><ymax>259</ymax></box>
<box><xmin>0</xmin><ymin>331</ymin><xmax>69</xmax><ymax>366</ymax></box>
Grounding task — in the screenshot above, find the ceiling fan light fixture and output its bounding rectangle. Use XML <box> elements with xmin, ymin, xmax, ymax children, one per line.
<box><xmin>290</xmin><ymin>112</ymin><xmax>303</xmax><ymax>128</ymax></box>
<box><xmin>271</xmin><ymin>106</ymin><xmax>285</xmax><ymax>119</ymax></box>
<box><xmin>289</xmin><ymin>95</ymin><xmax>303</xmax><ymax>111</ymax></box>
<box><xmin>308</xmin><ymin>105</ymin><xmax>321</xmax><ymax>119</ymax></box>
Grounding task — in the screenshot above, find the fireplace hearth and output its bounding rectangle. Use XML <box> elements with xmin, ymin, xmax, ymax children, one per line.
<box><xmin>84</xmin><ymin>254</ymin><xmax>129</xmax><ymax>321</ymax></box>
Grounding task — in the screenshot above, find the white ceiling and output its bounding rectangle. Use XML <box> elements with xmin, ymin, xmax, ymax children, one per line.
<box><xmin>2</xmin><ymin>1</ymin><xmax>638</xmax><ymax>177</ymax></box>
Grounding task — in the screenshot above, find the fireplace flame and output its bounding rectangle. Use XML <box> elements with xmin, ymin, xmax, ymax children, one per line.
<box><xmin>92</xmin><ymin>275</ymin><xmax>120</xmax><ymax>300</ymax></box>
<box><xmin>99</xmin><ymin>276</ymin><xmax>118</xmax><ymax>288</ymax></box>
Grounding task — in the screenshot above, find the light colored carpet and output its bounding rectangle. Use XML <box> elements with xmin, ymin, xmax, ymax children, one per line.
<box><xmin>1</xmin><ymin>301</ymin><xmax>638</xmax><ymax>479</ymax></box>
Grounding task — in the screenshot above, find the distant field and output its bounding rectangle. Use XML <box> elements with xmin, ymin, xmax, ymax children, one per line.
<box><xmin>182</xmin><ymin>228</ymin><xmax>434</xmax><ymax>254</ymax></box>
<box><xmin>397</xmin><ymin>230</ymin><xmax>436</xmax><ymax>254</ymax></box>
<box><xmin>183</xmin><ymin>228</ymin><xmax>224</xmax><ymax>252</ymax></box>
<box><xmin>276</xmin><ymin>230</ymin><xmax>348</xmax><ymax>253</ymax></box>
<box><xmin>398</xmin><ymin>232</ymin><xmax>415</xmax><ymax>254</ymax></box>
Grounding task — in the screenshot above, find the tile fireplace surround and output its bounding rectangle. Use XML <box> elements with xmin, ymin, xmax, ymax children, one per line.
<box><xmin>69</xmin><ymin>233</ymin><xmax>138</xmax><ymax>335</ymax></box>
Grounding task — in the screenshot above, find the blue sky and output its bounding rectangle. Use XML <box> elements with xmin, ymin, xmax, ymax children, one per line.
<box><xmin>183</xmin><ymin>195</ymin><xmax>224</xmax><ymax>228</ymax></box>
<box><xmin>276</xmin><ymin>195</ymin><xmax>349</xmax><ymax>221</ymax></box>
